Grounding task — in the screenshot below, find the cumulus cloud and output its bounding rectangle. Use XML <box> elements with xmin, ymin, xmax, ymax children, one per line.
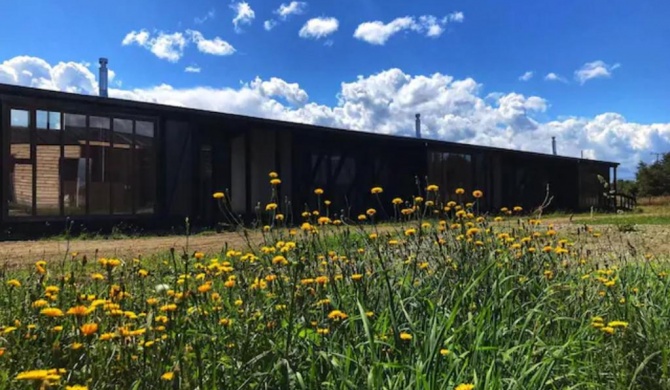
<box><xmin>574</xmin><ymin>60</ymin><xmax>620</xmax><ymax>85</ymax></box>
<box><xmin>231</xmin><ymin>2</ymin><xmax>255</xmax><ymax>32</ymax></box>
<box><xmin>354</xmin><ymin>12</ymin><xmax>464</xmax><ymax>45</ymax></box>
<box><xmin>299</xmin><ymin>17</ymin><xmax>339</xmax><ymax>39</ymax></box>
<box><xmin>276</xmin><ymin>1</ymin><xmax>307</xmax><ymax>19</ymax></box>
<box><xmin>187</xmin><ymin>30</ymin><xmax>236</xmax><ymax>56</ymax></box>
<box><xmin>519</xmin><ymin>71</ymin><xmax>534</xmax><ymax>81</ymax></box>
<box><xmin>544</xmin><ymin>72</ymin><xmax>567</xmax><ymax>83</ymax></box>
<box><xmin>2</xmin><ymin>55</ymin><xmax>667</xmax><ymax>177</ymax></box>
<box><xmin>194</xmin><ymin>9</ymin><xmax>215</xmax><ymax>24</ymax></box>
<box><xmin>122</xmin><ymin>29</ymin><xmax>234</xmax><ymax>60</ymax></box>
<box><xmin>122</xmin><ymin>30</ymin><xmax>188</xmax><ymax>62</ymax></box>
<box><xmin>265</xmin><ymin>1</ymin><xmax>307</xmax><ymax>31</ymax></box>
<box><xmin>264</xmin><ymin>20</ymin><xmax>277</xmax><ymax>31</ymax></box>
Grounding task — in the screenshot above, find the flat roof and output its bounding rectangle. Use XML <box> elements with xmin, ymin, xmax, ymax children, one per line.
<box><xmin>0</xmin><ymin>83</ymin><xmax>618</xmax><ymax>166</ymax></box>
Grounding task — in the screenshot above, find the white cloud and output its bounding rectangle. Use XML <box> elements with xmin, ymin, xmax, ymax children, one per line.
<box><xmin>194</xmin><ymin>9</ymin><xmax>215</xmax><ymax>24</ymax></box>
<box><xmin>185</xmin><ymin>65</ymin><xmax>201</xmax><ymax>73</ymax></box>
<box><xmin>231</xmin><ymin>2</ymin><xmax>255</xmax><ymax>32</ymax></box>
<box><xmin>354</xmin><ymin>13</ymin><xmax>464</xmax><ymax>45</ymax></box>
<box><xmin>122</xmin><ymin>30</ymin><xmax>188</xmax><ymax>62</ymax></box>
<box><xmin>276</xmin><ymin>1</ymin><xmax>307</xmax><ymax>19</ymax></box>
<box><xmin>2</xmin><ymin>55</ymin><xmax>667</xmax><ymax>178</ymax></box>
<box><xmin>353</xmin><ymin>17</ymin><xmax>415</xmax><ymax>45</ymax></box>
<box><xmin>544</xmin><ymin>72</ymin><xmax>567</xmax><ymax>83</ymax></box>
<box><xmin>264</xmin><ymin>20</ymin><xmax>277</xmax><ymax>31</ymax></box>
<box><xmin>519</xmin><ymin>71</ymin><xmax>534</xmax><ymax>81</ymax></box>
<box><xmin>574</xmin><ymin>60</ymin><xmax>620</xmax><ymax>85</ymax></box>
<box><xmin>187</xmin><ymin>30</ymin><xmax>236</xmax><ymax>56</ymax></box>
<box><xmin>122</xmin><ymin>29</ymin><xmax>235</xmax><ymax>60</ymax></box>
<box><xmin>299</xmin><ymin>17</ymin><xmax>339</xmax><ymax>39</ymax></box>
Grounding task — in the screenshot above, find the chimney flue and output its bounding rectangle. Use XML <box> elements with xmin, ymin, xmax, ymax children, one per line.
<box><xmin>99</xmin><ymin>58</ymin><xmax>108</xmax><ymax>98</ymax></box>
<box><xmin>551</xmin><ymin>136</ymin><xmax>557</xmax><ymax>155</ymax></box>
<box><xmin>415</xmin><ymin>113</ymin><xmax>421</xmax><ymax>139</ymax></box>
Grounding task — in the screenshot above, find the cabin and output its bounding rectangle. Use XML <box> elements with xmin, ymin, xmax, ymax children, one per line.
<box><xmin>0</xmin><ymin>81</ymin><xmax>619</xmax><ymax>237</ymax></box>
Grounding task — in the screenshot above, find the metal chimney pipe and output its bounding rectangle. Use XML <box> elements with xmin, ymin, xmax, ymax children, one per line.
<box><xmin>99</xmin><ymin>58</ymin><xmax>109</xmax><ymax>98</ymax></box>
<box><xmin>551</xmin><ymin>136</ymin><xmax>557</xmax><ymax>155</ymax></box>
<box><xmin>415</xmin><ymin>113</ymin><xmax>421</xmax><ymax>139</ymax></box>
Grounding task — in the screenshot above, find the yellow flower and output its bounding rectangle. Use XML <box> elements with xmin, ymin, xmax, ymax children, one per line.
<box><xmin>219</xmin><ymin>318</ymin><xmax>232</xmax><ymax>326</ymax></box>
<box><xmin>212</xmin><ymin>192</ymin><xmax>225</xmax><ymax>199</ymax></box>
<box><xmin>513</xmin><ymin>206</ymin><xmax>523</xmax><ymax>212</ymax></box>
<box><xmin>66</xmin><ymin>385</ymin><xmax>89</xmax><ymax>390</ymax></box>
<box><xmin>269</xmin><ymin>171</ymin><xmax>278</xmax><ymax>178</ymax></box>
<box><xmin>327</xmin><ymin>310</ymin><xmax>348</xmax><ymax>321</ymax></box>
<box><xmin>270</xmin><ymin>178</ymin><xmax>281</xmax><ymax>185</ymax></box>
<box><xmin>399</xmin><ymin>332</ymin><xmax>412</xmax><ymax>340</ymax></box>
<box><xmin>455</xmin><ymin>384</ymin><xmax>474</xmax><ymax>390</ymax></box>
<box><xmin>455</xmin><ymin>188</ymin><xmax>465</xmax><ymax>195</ymax></box>
<box><xmin>317</xmin><ymin>327</ymin><xmax>330</xmax><ymax>335</ymax></box>
<box><xmin>99</xmin><ymin>332</ymin><xmax>116</xmax><ymax>341</ymax></box>
<box><xmin>366</xmin><ymin>208</ymin><xmax>376</xmax><ymax>216</ymax></box>
<box><xmin>80</xmin><ymin>323</ymin><xmax>98</xmax><ymax>336</ymax></box>
<box><xmin>67</xmin><ymin>306</ymin><xmax>89</xmax><ymax>317</ymax></box>
<box><xmin>392</xmin><ymin>197</ymin><xmax>403</xmax><ymax>205</ymax></box>
<box><xmin>351</xmin><ymin>274</ymin><xmax>363</xmax><ymax>281</ymax></box>
<box><xmin>607</xmin><ymin>321</ymin><xmax>629</xmax><ymax>328</ymax></box>
<box><xmin>6</xmin><ymin>279</ymin><xmax>21</xmax><ymax>288</ymax></box>
<box><xmin>426</xmin><ymin>184</ymin><xmax>439</xmax><ymax>192</ymax></box>
<box><xmin>315</xmin><ymin>276</ymin><xmax>329</xmax><ymax>285</ymax></box>
<box><xmin>600</xmin><ymin>326</ymin><xmax>615</xmax><ymax>335</ymax></box>
<box><xmin>357</xmin><ymin>214</ymin><xmax>367</xmax><ymax>221</ymax></box>
<box><xmin>314</xmin><ymin>188</ymin><xmax>324</xmax><ymax>195</ymax></box>
<box><xmin>371</xmin><ymin>187</ymin><xmax>383</xmax><ymax>194</ymax></box>
<box><xmin>440</xmin><ymin>349</ymin><xmax>450</xmax><ymax>356</ymax></box>
<box><xmin>404</xmin><ymin>228</ymin><xmax>416</xmax><ymax>236</ymax></box>
<box><xmin>265</xmin><ymin>203</ymin><xmax>278</xmax><ymax>211</ymax></box>
<box><xmin>318</xmin><ymin>216</ymin><xmax>331</xmax><ymax>225</ymax></box>
<box><xmin>32</xmin><ymin>299</ymin><xmax>49</xmax><ymax>308</ymax></box>
<box><xmin>41</xmin><ymin>308</ymin><xmax>64</xmax><ymax>317</ymax></box>
<box><xmin>161</xmin><ymin>371</ymin><xmax>175</xmax><ymax>381</ymax></box>
<box><xmin>197</xmin><ymin>283</ymin><xmax>212</xmax><ymax>293</ymax></box>
<box><xmin>472</xmin><ymin>190</ymin><xmax>483</xmax><ymax>198</ymax></box>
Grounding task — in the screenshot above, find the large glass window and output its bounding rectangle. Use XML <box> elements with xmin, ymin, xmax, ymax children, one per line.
<box><xmin>9</xmin><ymin>109</ymin><xmax>33</xmax><ymax>216</ymax></box>
<box><xmin>36</xmin><ymin>111</ymin><xmax>63</xmax><ymax>215</ymax></box>
<box><xmin>7</xmin><ymin>107</ymin><xmax>156</xmax><ymax>218</ymax></box>
<box><xmin>112</xmin><ymin>119</ymin><xmax>134</xmax><ymax>214</ymax></box>
<box><xmin>62</xmin><ymin>114</ymin><xmax>88</xmax><ymax>215</ymax></box>
<box><xmin>88</xmin><ymin>116</ymin><xmax>111</xmax><ymax>215</ymax></box>
<box><xmin>135</xmin><ymin>121</ymin><xmax>155</xmax><ymax>214</ymax></box>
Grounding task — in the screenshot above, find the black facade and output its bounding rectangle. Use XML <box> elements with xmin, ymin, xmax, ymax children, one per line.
<box><xmin>0</xmin><ymin>83</ymin><xmax>618</xmax><ymax>236</ymax></box>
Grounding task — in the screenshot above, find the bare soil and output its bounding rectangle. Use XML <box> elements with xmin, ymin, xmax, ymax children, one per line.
<box><xmin>1</xmin><ymin>223</ymin><xmax>668</xmax><ymax>268</ymax></box>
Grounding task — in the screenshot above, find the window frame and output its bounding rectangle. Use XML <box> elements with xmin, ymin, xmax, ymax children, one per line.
<box><xmin>3</xmin><ymin>101</ymin><xmax>159</xmax><ymax>221</ymax></box>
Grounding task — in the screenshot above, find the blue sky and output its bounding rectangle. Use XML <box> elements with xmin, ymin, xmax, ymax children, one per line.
<box><xmin>1</xmin><ymin>0</ymin><xmax>669</xmax><ymax>177</ymax></box>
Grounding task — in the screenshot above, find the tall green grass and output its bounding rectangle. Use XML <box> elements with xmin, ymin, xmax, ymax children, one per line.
<box><xmin>1</xmin><ymin>214</ymin><xmax>669</xmax><ymax>389</ymax></box>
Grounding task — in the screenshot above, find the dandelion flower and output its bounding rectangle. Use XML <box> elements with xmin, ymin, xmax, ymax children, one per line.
<box><xmin>80</xmin><ymin>323</ymin><xmax>98</xmax><ymax>336</ymax></box>
<box><xmin>455</xmin><ymin>384</ymin><xmax>474</xmax><ymax>390</ymax></box>
<box><xmin>212</xmin><ymin>192</ymin><xmax>224</xmax><ymax>199</ymax></box>
<box><xmin>399</xmin><ymin>332</ymin><xmax>412</xmax><ymax>340</ymax></box>
<box><xmin>371</xmin><ymin>187</ymin><xmax>383</xmax><ymax>194</ymax></box>
<box><xmin>161</xmin><ymin>372</ymin><xmax>175</xmax><ymax>381</ymax></box>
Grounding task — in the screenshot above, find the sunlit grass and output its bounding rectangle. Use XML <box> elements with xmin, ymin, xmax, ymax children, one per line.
<box><xmin>1</xmin><ymin>180</ymin><xmax>670</xmax><ymax>389</ymax></box>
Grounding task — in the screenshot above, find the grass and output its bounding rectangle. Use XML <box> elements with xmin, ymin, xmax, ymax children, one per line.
<box><xmin>2</xmin><ymin>184</ymin><xmax>670</xmax><ymax>389</ymax></box>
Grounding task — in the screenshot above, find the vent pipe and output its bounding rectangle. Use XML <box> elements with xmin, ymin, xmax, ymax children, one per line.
<box><xmin>415</xmin><ymin>113</ymin><xmax>421</xmax><ymax>139</ymax></box>
<box><xmin>551</xmin><ymin>136</ymin><xmax>557</xmax><ymax>155</ymax></box>
<box><xmin>98</xmin><ymin>58</ymin><xmax>109</xmax><ymax>98</ymax></box>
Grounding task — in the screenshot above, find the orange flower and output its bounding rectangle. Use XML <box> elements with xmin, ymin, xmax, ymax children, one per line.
<box><xmin>80</xmin><ymin>323</ymin><xmax>98</xmax><ymax>336</ymax></box>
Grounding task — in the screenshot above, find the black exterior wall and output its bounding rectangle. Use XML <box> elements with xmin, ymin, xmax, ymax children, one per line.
<box><xmin>0</xmin><ymin>83</ymin><xmax>618</xmax><ymax>238</ymax></box>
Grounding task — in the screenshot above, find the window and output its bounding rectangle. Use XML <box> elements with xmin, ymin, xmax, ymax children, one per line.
<box><xmin>111</xmin><ymin>119</ymin><xmax>133</xmax><ymax>214</ymax></box>
<box><xmin>62</xmin><ymin>114</ymin><xmax>87</xmax><ymax>215</ymax></box>
<box><xmin>36</xmin><ymin>112</ymin><xmax>63</xmax><ymax>215</ymax></box>
<box><xmin>10</xmin><ymin>109</ymin><xmax>29</xmax><ymax>128</ymax></box>
<box><xmin>135</xmin><ymin>121</ymin><xmax>156</xmax><ymax>214</ymax></box>
<box><xmin>9</xmin><ymin>109</ymin><xmax>33</xmax><ymax>216</ymax></box>
<box><xmin>36</xmin><ymin>111</ymin><xmax>61</xmax><ymax>130</ymax></box>
<box><xmin>8</xmin><ymin>108</ymin><xmax>157</xmax><ymax>218</ymax></box>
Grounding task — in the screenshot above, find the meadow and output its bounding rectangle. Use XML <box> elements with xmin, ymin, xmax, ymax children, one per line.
<box><xmin>1</xmin><ymin>176</ymin><xmax>669</xmax><ymax>389</ymax></box>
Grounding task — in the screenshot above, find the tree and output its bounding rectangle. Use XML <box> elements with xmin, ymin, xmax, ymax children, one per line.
<box><xmin>635</xmin><ymin>153</ymin><xmax>670</xmax><ymax>196</ymax></box>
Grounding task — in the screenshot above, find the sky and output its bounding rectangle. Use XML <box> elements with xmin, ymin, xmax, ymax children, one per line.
<box><xmin>0</xmin><ymin>0</ymin><xmax>669</xmax><ymax>178</ymax></box>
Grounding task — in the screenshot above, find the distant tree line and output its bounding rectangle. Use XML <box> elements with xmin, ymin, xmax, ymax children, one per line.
<box><xmin>617</xmin><ymin>152</ymin><xmax>670</xmax><ymax>197</ymax></box>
